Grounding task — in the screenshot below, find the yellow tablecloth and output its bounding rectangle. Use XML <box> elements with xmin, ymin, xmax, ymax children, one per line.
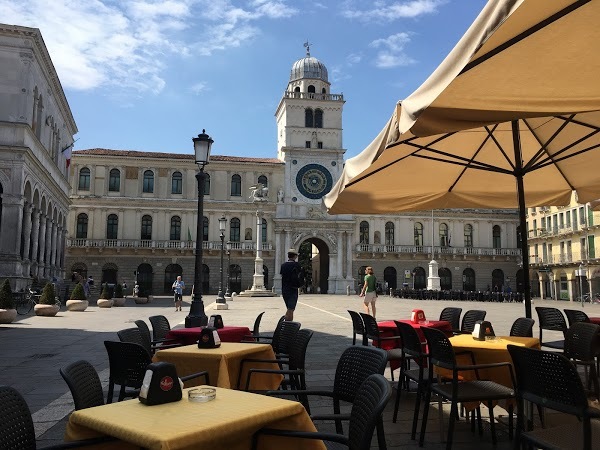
<box><xmin>152</xmin><ymin>342</ymin><xmax>283</xmax><ymax>390</ymax></box>
<box><xmin>65</xmin><ymin>386</ymin><xmax>326</xmax><ymax>450</ymax></box>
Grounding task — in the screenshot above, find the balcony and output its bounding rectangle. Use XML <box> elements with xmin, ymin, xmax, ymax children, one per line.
<box><xmin>67</xmin><ymin>239</ymin><xmax>273</xmax><ymax>251</ymax></box>
<box><xmin>355</xmin><ymin>244</ymin><xmax>520</xmax><ymax>257</ymax></box>
<box><xmin>283</xmin><ymin>91</ymin><xmax>344</xmax><ymax>102</ymax></box>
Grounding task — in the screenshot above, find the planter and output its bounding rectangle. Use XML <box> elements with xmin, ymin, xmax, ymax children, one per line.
<box><xmin>34</xmin><ymin>304</ymin><xmax>60</xmax><ymax>317</ymax></box>
<box><xmin>112</xmin><ymin>297</ymin><xmax>126</xmax><ymax>307</ymax></box>
<box><xmin>0</xmin><ymin>308</ymin><xmax>17</xmax><ymax>324</ymax></box>
<box><xmin>66</xmin><ymin>300</ymin><xmax>89</xmax><ymax>312</ymax></box>
<box><xmin>97</xmin><ymin>299</ymin><xmax>114</xmax><ymax>308</ymax></box>
<box><xmin>134</xmin><ymin>297</ymin><xmax>148</xmax><ymax>304</ymax></box>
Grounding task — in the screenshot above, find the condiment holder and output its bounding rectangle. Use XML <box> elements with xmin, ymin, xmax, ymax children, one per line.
<box><xmin>188</xmin><ymin>387</ymin><xmax>216</xmax><ymax>403</ymax></box>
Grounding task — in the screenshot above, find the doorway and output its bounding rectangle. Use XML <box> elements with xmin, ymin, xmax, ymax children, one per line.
<box><xmin>298</xmin><ymin>238</ymin><xmax>330</xmax><ymax>294</ymax></box>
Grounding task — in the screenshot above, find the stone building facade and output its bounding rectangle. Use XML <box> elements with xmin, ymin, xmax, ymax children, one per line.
<box><xmin>0</xmin><ymin>24</ymin><xmax>76</xmax><ymax>290</ymax></box>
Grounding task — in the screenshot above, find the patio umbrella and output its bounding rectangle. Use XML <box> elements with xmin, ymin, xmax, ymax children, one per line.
<box><xmin>324</xmin><ymin>0</ymin><xmax>600</xmax><ymax>318</ymax></box>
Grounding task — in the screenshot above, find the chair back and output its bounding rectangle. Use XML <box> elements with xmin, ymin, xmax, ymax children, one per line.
<box><xmin>508</xmin><ymin>345</ymin><xmax>588</xmax><ymax>417</ymax></box>
<box><xmin>347</xmin><ymin>374</ymin><xmax>392</xmax><ymax>450</ymax></box>
<box><xmin>273</xmin><ymin>320</ymin><xmax>301</xmax><ymax>355</ymax></box>
<box><xmin>149</xmin><ymin>315</ymin><xmax>172</xmax><ymax>341</ymax></box>
<box><xmin>135</xmin><ymin>319</ymin><xmax>153</xmax><ymax>343</ymax></box>
<box><xmin>359</xmin><ymin>313</ymin><xmax>381</xmax><ymax>341</ymax></box>
<box><xmin>118</xmin><ymin>327</ymin><xmax>152</xmax><ymax>357</ymax></box>
<box><xmin>333</xmin><ymin>346</ymin><xmax>388</xmax><ymax>403</ymax></box>
<box><xmin>288</xmin><ymin>329</ymin><xmax>313</xmax><ymax>371</ymax></box>
<box><xmin>535</xmin><ymin>306</ymin><xmax>568</xmax><ymax>332</ymax></box>
<box><xmin>564</xmin><ymin>321</ymin><xmax>600</xmax><ymax>362</ymax></box>
<box><xmin>252</xmin><ymin>312</ymin><xmax>265</xmax><ymax>336</ymax></box>
<box><xmin>421</xmin><ymin>327</ymin><xmax>456</xmax><ymax>370</ymax></box>
<box><xmin>104</xmin><ymin>341</ymin><xmax>151</xmax><ymax>391</ymax></box>
<box><xmin>348</xmin><ymin>310</ymin><xmax>366</xmax><ymax>335</ymax></box>
<box><xmin>394</xmin><ymin>321</ymin><xmax>425</xmax><ymax>361</ymax></box>
<box><xmin>439</xmin><ymin>307</ymin><xmax>462</xmax><ymax>331</ymax></box>
<box><xmin>0</xmin><ymin>385</ymin><xmax>36</xmax><ymax>450</ymax></box>
<box><xmin>461</xmin><ymin>310</ymin><xmax>486</xmax><ymax>333</ymax></box>
<box><xmin>509</xmin><ymin>317</ymin><xmax>535</xmax><ymax>337</ymax></box>
<box><xmin>564</xmin><ymin>309</ymin><xmax>590</xmax><ymax>327</ymax></box>
<box><xmin>60</xmin><ymin>360</ymin><xmax>105</xmax><ymax>410</ymax></box>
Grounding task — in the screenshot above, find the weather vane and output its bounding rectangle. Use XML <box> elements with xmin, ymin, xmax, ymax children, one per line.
<box><xmin>304</xmin><ymin>41</ymin><xmax>310</xmax><ymax>56</ymax></box>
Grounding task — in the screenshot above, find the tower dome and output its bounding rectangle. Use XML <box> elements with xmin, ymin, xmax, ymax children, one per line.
<box><xmin>290</xmin><ymin>43</ymin><xmax>328</xmax><ymax>82</ymax></box>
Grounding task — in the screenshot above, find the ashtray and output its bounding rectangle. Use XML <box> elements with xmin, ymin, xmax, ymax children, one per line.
<box><xmin>188</xmin><ymin>387</ymin><xmax>216</xmax><ymax>403</ymax></box>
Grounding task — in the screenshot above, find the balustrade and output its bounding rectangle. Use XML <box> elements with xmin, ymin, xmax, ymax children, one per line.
<box><xmin>67</xmin><ymin>238</ymin><xmax>272</xmax><ymax>251</ymax></box>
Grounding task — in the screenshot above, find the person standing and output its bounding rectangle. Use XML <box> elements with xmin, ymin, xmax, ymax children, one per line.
<box><xmin>280</xmin><ymin>248</ymin><xmax>303</xmax><ymax>321</ymax></box>
<box><xmin>172</xmin><ymin>275</ymin><xmax>185</xmax><ymax>311</ymax></box>
<box><xmin>360</xmin><ymin>266</ymin><xmax>378</xmax><ymax>318</ymax></box>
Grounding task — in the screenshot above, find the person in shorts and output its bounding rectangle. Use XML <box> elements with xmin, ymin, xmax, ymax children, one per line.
<box><xmin>280</xmin><ymin>248</ymin><xmax>302</xmax><ymax>321</ymax></box>
<box><xmin>172</xmin><ymin>276</ymin><xmax>185</xmax><ymax>311</ymax></box>
<box><xmin>360</xmin><ymin>266</ymin><xmax>378</xmax><ymax>318</ymax></box>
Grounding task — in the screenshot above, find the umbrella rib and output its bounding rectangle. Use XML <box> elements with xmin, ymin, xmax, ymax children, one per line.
<box><xmin>535</xmin><ymin>142</ymin><xmax>600</xmax><ymax>171</ymax></box>
<box><xmin>403</xmin><ymin>142</ymin><xmax>507</xmax><ymax>173</ymax></box>
<box><xmin>412</xmin><ymin>153</ymin><xmax>512</xmax><ymax>175</ymax></box>
<box><xmin>528</xmin><ymin>129</ymin><xmax>600</xmax><ymax>172</ymax></box>
<box><xmin>459</xmin><ymin>0</ymin><xmax>591</xmax><ymax>75</ymax></box>
<box><xmin>522</xmin><ymin>115</ymin><xmax>574</xmax><ymax>172</ymax></box>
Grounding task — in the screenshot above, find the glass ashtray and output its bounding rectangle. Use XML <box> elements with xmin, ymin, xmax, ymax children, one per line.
<box><xmin>188</xmin><ymin>387</ymin><xmax>216</xmax><ymax>403</ymax></box>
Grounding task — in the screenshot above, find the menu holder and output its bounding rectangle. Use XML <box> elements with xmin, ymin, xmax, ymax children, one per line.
<box><xmin>472</xmin><ymin>320</ymin><xmax>495</xmax><ymax>341</ymax></box>
<box><xmin>139</xmin><ymin>362</ymin><xmax>182</xmax><ymax>406</ymax></box>
<box><xmin>197</xmin><ymin>326</ymin><xmax>221</xmax><ymax>348</ymax></box>
<box><xmin>208</xmin><ymin>315</ymin><xmax>224</xmax><ymax>329</ymax></box>
<box><xmin>411</xmin><ymin>309</ymin><xmax>426</xmax><ymax>324</ymax></box>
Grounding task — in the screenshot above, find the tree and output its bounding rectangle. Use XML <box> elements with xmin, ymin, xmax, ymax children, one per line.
<box><xmin>0</xmin><ymin>279</ymin><xmax>15</xmax><ymax>309</ymax></box>
<box><xmin>39</xmin><ymin>283</ymin><xmax>56</xmax><ymax>305</ymax></box>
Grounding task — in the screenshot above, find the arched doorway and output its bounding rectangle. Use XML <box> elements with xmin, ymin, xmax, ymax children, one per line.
<box><xmin>383</xmin><ymin>267</ymin><xmax>397</xmax><ymax>290</ymax></box>
<box><xmin>101</xmin><ymin>263</ymin><xmax>118</xmax><ymax>286</ymax></box>
<box><xmin>263</xmin><ymin>265</ymin><xmax>269</xmax><ymax>289</ymax></box>
<box><xmin>136</xmin><ymin>263</ymin><xmax>153</xmax><ymax>296</ymax></box>
<box><xmin>298</xmin><ymin>238</ymin><xmax>329</xmax><ymax>294</ymax></box>
<box><xmin>492</xmin><ymin>269</ymin><xmax>504</xmax><ymax>292</ymax></box>
<box><xmin>230</xmin><ymin>264</ymin><xmax>241</xmax><ymax>294</ymax></box>
<box><xmin>70</xmin><ymin>262</ymin><xmax>88</xmax><ymax>281</ymax></box>
<box><xmin>164</xmin><ymin>264</ymin><xmax>183</xmax><ymax>294</ymax></box>
<box><xmin>414</xmin><ymin>266</ymin><xmax>426</xmax><ymax>289</ymax></box>
<box><xmin>463</xmin><ymin>268</ymin><xmax>476</xmax><ymax>291</ymax></box>
<box><xmin>439</xmin><ymin>267</ymin><xmax>452</xmax><ymax>290</ymax></box>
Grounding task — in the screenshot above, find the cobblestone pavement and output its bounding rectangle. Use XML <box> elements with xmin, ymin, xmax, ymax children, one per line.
<box><xmin>1</xmin><ymin>294</ymin><xmax>593</xmax><ymax>449</ymax></box>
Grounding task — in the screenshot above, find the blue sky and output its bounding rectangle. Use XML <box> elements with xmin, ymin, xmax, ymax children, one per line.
<box><xmin>1</xmin><ymin>0</ymin><xmax>487</xmax><ymax>159</ymax></box>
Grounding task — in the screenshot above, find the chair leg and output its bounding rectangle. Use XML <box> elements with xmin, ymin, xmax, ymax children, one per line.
<box><xmin>476</xmin><ymin>407</ymin><xmax>483</xmax><ymax>435</ymax></box>
<box><xmin>106</xmin><ymin>380</ymin><xmax>114</xmax><ymax>404</ymax></box>
<box><xmin>389</xmin><ymin>361</ymin><xmax>395</xmax><ymax>381</ymax></box>
<box><xmin>419</xmin><ymin>386</ymin><xmax>432</xmax><ymax>447</ymax></box>
<box><xmin>352</xmin><ymin>333</ymin><xmax>356</xmax><ymax>345</ymax></box>
<box><xmin>334</xmin><ymin>399</ymin><xmax>343</xmax><ymax>435</ymax></box>
<box><xmin>118</xmin><ymin>384</ymin><xmax>126</xmax><ymax>402</ymax></box>
<box><xmin>411</xmin><ymin>383</ymin><xmax>423</xmax><ymax>440</ymax></box>
<box><xmin>488</xmin><ymin>402</ymin><xmax>497</xmax><ymax>445</ymax></box>
<box><xmin>446</xmin><ymin>401</ymin><xmax>458</xmax><ymax>450</ymax></box>
<box><xmin>393</xmin><ymin>378</ymin><xmax>402</xmax><ymax>423</ymax></box>
<box><xmin>508</xmin><ymin>404</ymin><xmax>514</xmax><ymax>441</ymax></box>
<box><xmin>376</xmin><ymin>417</ymin><xmax>387</xmax><ymax>450</ymax></box>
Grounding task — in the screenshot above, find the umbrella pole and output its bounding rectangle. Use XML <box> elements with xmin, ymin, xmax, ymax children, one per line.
<box><xmin>512</xmin><ymin>120</ymin><xmax>532</xmax><ymax>318</ymax></box>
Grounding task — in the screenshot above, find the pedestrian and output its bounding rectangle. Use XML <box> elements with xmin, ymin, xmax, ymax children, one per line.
<box><xmin>133</xmin><ymin>283</ymin><xmax>139</xmax><ymax>297</ymax></box>
<box><xmin>122</xmin><ymin>281</ymin><xmax>128</xmax><ymax>297</ymax></box>
<box><xmin>87</xmin><ymin>275</ymin><xmax>94</xmax><ymax>286</ymax></box>
<box><xmin>360</xmin><ymin>266</ymin><xmax>378</xmax><ymax>319</ymax></box>
<box><xmin>172</xmin><ymin>276</ymin><xmax>185</xmax><ymax>311</ymax></box>
<box><xmin>280</xmin><ymin>248</ymin><xmax>303</xmax><ymax>321</ymax></box>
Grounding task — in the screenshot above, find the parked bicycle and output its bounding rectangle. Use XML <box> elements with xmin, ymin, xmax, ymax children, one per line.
<box><xmin>582</xmin><ymin>292</ymin><xmax>600</xmax><ymax>304</ymax></box>
<box><xmin>16</xmin><ymin>288</ymin><xmax>62</xmax><ymax>315</ymax></box>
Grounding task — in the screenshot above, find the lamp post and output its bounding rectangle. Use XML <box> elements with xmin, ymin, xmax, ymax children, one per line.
<box><xmin>185</xmin><ymin>129</ymin><xmax>213</xmax><ymax>328</ymax></box>
<box><xmin>216</xmin><ymin>216</ymin><xmax>227</xmax><ymax>303</ymax></box>
<box><xmin>578</xmin><ymin>263</ymin><xmax>585</xmax><ymax>307</ymax></box>
<box><xmin>225</xmin><ymin>241</ymin><xmax>231</xmax><ymax>297</ymax></box>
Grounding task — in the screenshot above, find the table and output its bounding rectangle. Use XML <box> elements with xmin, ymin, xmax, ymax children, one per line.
<box><xmin>589</xmin><ymin>317</ymin><xmax>600</xmax><ymax>326</ymax></box>
<box><xmin>65</xmin><ymin>386</ymin><xmax>326</xmax><ymax>450</ymax></box>
<box><xmin>152</xmin><ymin>342</ymin><xmax>282</xmax><ymax>390</ymax></box>
<box><xmin>166</xmin><ymin>326</ymin><xmax>252</xmax><ymax>345</ymax></box>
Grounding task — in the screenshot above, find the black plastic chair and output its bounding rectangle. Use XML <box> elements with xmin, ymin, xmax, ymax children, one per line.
<box><xmin>360</xmin><ymin>312</ymin><xmax>403</xmax><ymax>381</ymax></box>
<box><xmin>439</xmin><ymin>307</ymin><xmax>462</xmax><ymax>332</ymax></box>
<box><xmin>60</xmin><ymin>360</ymin><xmax>105</xmax><ymax>411</ymax></box>
<box><xmin>420</xmin><ymin>327</ymin><xmax>515</xmax><ymax>449</ymax></box>
<box><xmin>148</xmin><ymin>315</ymin><xmax>174</xmax><ymax>341</ymax></box>
<box><xmin>508</xmin><ymin>345</ymin><xmax>600</xmax><ymax>450</ymax></box>
<box><xmin>564</xmin><ymin>322</ymin><xmax>600</xmax><ymax>400</ymax></box>
<box><xmin>535</xmin><ymin>306</ymin><xmax>568</xmax><ymax>350</ymax></box>
<box><xmin>134</xmin><ymin>320</ymin><xmax>181</xmax><ymax>353</ymax></box>
<box><xmin>457</xmin><ymin>310</ymin><xmax>486</xmax><ymax>334</ymax></box>
<box><xmin>347</xmin><ymin>310</ymin><xmax>367</xmax><ymax>345</ymax></box>
<box><xmin>241</xmin><ymin>311</ymin><xmax>266</xmax><ymax>341</ymax></box>
<box><xmin>509</xmin><ymin>317</ymin><xmax>535</xmax><ymax>337</ymax></box>
<box><xmin>251</xmin><ymin>374</ymin><xmax>392</xmax><ymax>450</ymax></box>
<box><xmin>564</xmin><ymin>308</ymin><xmax>591</xmax><ymax>327</ymax></box>
<box><xmin>0</xmin><ymin>385</ymin><xmax>114</xmax><ymax>449</ymax></box>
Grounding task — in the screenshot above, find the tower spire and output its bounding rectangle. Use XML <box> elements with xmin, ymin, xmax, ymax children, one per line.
<box><xmin>303</xmin><ymin>41</ymin><xmax>310</xmax><ymax>57</ymax></box>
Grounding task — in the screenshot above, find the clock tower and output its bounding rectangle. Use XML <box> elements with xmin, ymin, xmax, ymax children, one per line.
<box><xmin>273</xmin><ymin>44</ymin><xmax>355</xmax><ymax>294</ymax></box>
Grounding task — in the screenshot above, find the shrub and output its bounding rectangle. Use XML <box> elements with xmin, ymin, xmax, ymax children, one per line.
<box><xmin>39</xmin><ymin>283</ymin><xmax>56</xmax><ymax>305</ymax></box>
<box><xmin>114</xmin><ymin>283</ymin><xmax>123</xmax><ymax>297</ymax></box>
<box><xmin>99</xmin><ymin>283</ymin><xmax>111</xmax><ymax>299</ymax></box>
<box><xmin>70</xmin><ymin>283</ymin><xmax>86</xmax><ymax>300</ymax></box>
<box><xmin>0</xmin><ymin>279</ymin><xmax>15</xmax><ymax>309</ymax></box>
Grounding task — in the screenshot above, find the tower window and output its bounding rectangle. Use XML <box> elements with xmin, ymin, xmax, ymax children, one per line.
<box><xmin>315</xmin><ymin>109</ymin><xmax>323</xmax><ymax>128</ymax></box>
<box><xmin>305</xmin><ymin>141</ymin><xmax>311</xmax><ymax>148</ymax></box>
<box><xmin>318</xmin><ymin>142</ymin><xmax>323</xmax><ymax>149</ymax></box>
<box><xmin>305</xmin><ymin>108</ymin><xmax>314</xmax><ymax>127</ymax></box>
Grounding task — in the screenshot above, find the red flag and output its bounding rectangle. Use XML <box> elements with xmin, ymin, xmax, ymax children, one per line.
<box><xmin>62</xmin><ymin>144</ymin><xmax>73</xmax><ymax>168</ymax></box>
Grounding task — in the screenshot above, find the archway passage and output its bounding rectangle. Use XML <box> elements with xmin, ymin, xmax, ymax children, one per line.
<box><xmin>298</xmin><ymin>238</ymin><xmax>330</xmax><ymax>294</ymax></box>
<box><xmin>101</xmin><ymin>263</ymin><xmax>118</xmax><ymax>285</ymax></box>
<box><xmin>164</xmin><ymin>264</ymin><xmax>183</xmax><ymax>294</ymax></box>
<box><xmin>136</xmin><ymin>263</ymin><xmax>153</xmax><ymax>296</ymax></box>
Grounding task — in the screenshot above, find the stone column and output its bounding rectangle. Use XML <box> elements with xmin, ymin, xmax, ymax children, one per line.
<box><xmin>0</xmin><ymin>194</ymin><xmax>24</xmax><ymax>255</ymax></box>
<box><xmin>337</xmin><ymin>230</ymin><xmax>344</xmax><ymax>278</ymax></box>
<box><xmin>284</xmin><ymin>230</ymin><xmax>292</xmax><ymax>253</ymax></box>
<box><xmin>60</xmin><ymin>229</ymin><xmax>68</xmax><ymax>274</ymax></box>
<box><xmin>44</xmin><ymin>218</ymin><xmax>53</xmax><ymax>277</ymax></box>
<box><xmin>273</xmin><ymin>230</ymin><xmax>282</xmax><ymax>294</ymax></box>
<box><xmin>22</xmin><ymin>203</ymin><xmax>33</xmax><ymax>260</ymax></box>
<box><xmin>30</xmin><ymin>209</ymin><xmax>40</xmax><ymax>266</ymax></box>
<box><xmin>51</xmin><ymin>220</ymin><xmax>58</xmax><ymax>267</ymax></box>
<box><xmin>346</xmin><ymin>231</ymin><xmax>353</xmax><ymax>279</ymax></box>
<box><xmin>37</xmin><ymin>213</ymin><xmax>47</xmax><ymax>278</ymax></box>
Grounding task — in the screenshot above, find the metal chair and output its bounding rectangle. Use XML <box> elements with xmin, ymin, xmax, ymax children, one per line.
<box><xmin>251</xmin><ymin>374</ymin><xmax>392</xmax><ymax>450</ymax></box>
<box><xmin>509</xmin><ymin>317</ymin><xmax>535</xmax><ymax>337</ymax></box>
<box><xmin>564</xmin><ymin>308</ymin><xmax>591</xmax><ymax>327</ymax></box>
<box><xmin>60</xmin><ymin>360</ymin><xmax>105</xmax><ymax>410</ymax></box>
<box><xmin>508</xmin><ymin>344</ymin><xmax>600</xmax><ymax>450</ymax></box>
<box><xmin>458</xmin><ymin>310</ymin><xmax>487</xmax><ymax>334</ymax></box>
<box><xmin>535</xmin><ymin>306</ymin><xmax>568</xmax><ymax>350</ymax></box>
<box><xmin>439</xmin><ymin>307</ymin><xmax>462</xmax><ymax>332</ymax></box>
<box><xmin>360</xmin><ymin>312</ymin><xmax>403</xmax><ymax>381</ymax></box>
<box><xmin>347</xmin><ymin>310</ymin><xmax>367</xmax><ymax>345</ymax></box>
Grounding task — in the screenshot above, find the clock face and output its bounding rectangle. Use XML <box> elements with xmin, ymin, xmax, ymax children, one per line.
<box><xmin>296</xmin><ymin>164</ymin><xmax>333</xmax><ymax>199</ymax></box>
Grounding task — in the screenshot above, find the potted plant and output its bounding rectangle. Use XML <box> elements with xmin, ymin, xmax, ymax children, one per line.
<box><xmin>34</xmin><ymin>282</ymin><xmax>59</xmax><ymax>316</ymax></box>
<box><xmin>0</xmin><ymin>279</ymin><xmax>17</xmax><ymax>324</ymax></box>
<box><xmin>66</xmin><ymin>282</ymin><xmax>88</xmax><ymax>312</ymax></box>
<box><xmin>112</xmin><ymin>283</ymin><xmax>126</xmax><ymax>307</ymax></box>
<box><xmin>97</xmin><ymin>283</ymin><xmax>114</xmax><ymax>308</ymax></box>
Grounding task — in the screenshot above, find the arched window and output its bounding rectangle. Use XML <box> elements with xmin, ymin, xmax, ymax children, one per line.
<box><xmin>78</xmin><ymin>168</ymin><xmax>90</xmax><ymax>190</ymax></box>
<box><xmin>439</xmin><ymin>223</ymin><xmax>449</xmax><ymax>247</ymax></box>
<box><xmin>258</xmin><ymin>175</ymin><xmax>268</xmax><ymax>188</ymax></box>
<box><xmin>108</xmin><ymin>169</ymin><xmax>120</xmax><ymax>192</ymax></box>
<box><xmin>492</xmin><ymin>269</ymin><xmax>504</xmax><ymax>291</ymax></box>
<box><xmin>383</xmin><ymin>267</ymin><xmax>397</xmax><ymax>289</ymax></box>
<box><xmin>170</xmin><ymin>216</ymin><xmax>181</xmax><ymax>241</ymax></box>
<box><xmin>203</xmin><ymin>216</ymin><xmax>208</xmax><ymax>241</ymax></box>
<box><xmin>231</xmin><ymin>174</ymin><xmax>241</xmax><ymax>196</ymax></box>
<box><xmin>204</xmin><ymin>173</ymin><xmax>210</xmax><ymax>195</ymax></box>
<box><xmin>76</xmin><ymin>213</ymin><xmax>88</xmax><ymax>239</ymax></box>
<box><xmin>439</xmin><ymin>267</ymin><xmax>452</xmax><ymax>290</ymax></box>
<box><xmin>493</xmin><ymin>225</ymin><xmax>501</xmax><ymax>248</ymax></box>
<box><xmin>143</xmin><ymin>170</ymin><xmax>154</xmax><ymax>193</ymax></box>
<box><xmin>261</xmin><ymin>218</ymin><xmax>267</xmax><ymax>243</ymax></box>
<box><xmin>308</xmin><ymin>85</ymin><xmax>316</xmax><ymax>93</ymax></box>
<box><xmin>359</xmin><ymin>221</ymin><xmax>369</xmax><ymax>244</ymax></box>
<box><xmin>171</xmin><ymin>171</ymin><xmax>182</xmax><ymax>194</ymax></box>
<box><xmin>230</xmin><ymin>218</ymin><xmax>241</xmax><ymax>242</ymax></box>
<box><xmin>414</xmin><ymin>222</ymin><xmax>423</xmax><ymax>246</ymax></box>
<box><xmin>385</xmin><ymin>222</ymin><xmax>394</xmax><ymax>246</ymax></box>
<box><xmin>136</xmin><ymin>263</ymin><xmax>153</xmax><ymax>296</ymax></box>
<box><xmin>294</xmin><ymin>86</ymin><xmax>300</xmax><ymax>92</ymax></box>
<box><xmin>315</xmin><ymin>109</ymin><xmax>323</xmax><ymax>128</ymax></box>
<box><xmin>305</xmin><ymin>108</ymin><xmax>314</xmax><ymax>127</ymax></box>
<box><xmin>464</xmin><ymin>224</ymin><xmax>473</xmax><ymax>247</ymax></box>
<box><xmin>321</xmin><ymin>87</ymin><xmax>326</xmax><ymax>94</ymax></box>
<box><xmin>141</xmin><ymin>215</ymin><xmax>152</xmax><ymax>240</ymax></box>
<box><xmin>463</xmin><ymin>268</ymin><xmax>476</xmax><ymax>291</ymax></box>
<box><xmin>106</xmin><ymin>214</ymin><xmax>118</xmax><ymax>239</ymax></box>
<box><xmin>414</xmin><ymin>267</ymin><xmax>426</xmax><ymax>289</ymax></box>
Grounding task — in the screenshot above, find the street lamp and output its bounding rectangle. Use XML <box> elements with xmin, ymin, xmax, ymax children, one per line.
<box><xmin>185</xmin><ymin>129</ymin><xmax>213</xmax><ymax>328</ymax></box>
<box><xmin>216</xmin><ymin>216</ymin><xmax>227</xmax><ymax>303</ymax></box>
<box><xmin>225</xmin><ymin>241</ymin><xmax>232</xmax><ymax>297</ymax></box>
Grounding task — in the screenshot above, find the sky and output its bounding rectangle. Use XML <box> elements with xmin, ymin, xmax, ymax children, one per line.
<box><xmin>1</xmin><ymin>0</ymin><xmax>488</xmax><ymax>159</ymax></box>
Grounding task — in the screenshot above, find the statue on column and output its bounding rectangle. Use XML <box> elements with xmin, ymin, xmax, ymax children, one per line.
<box><xmin>249</xmin><ymin>183</ymin><xmax>268</xmax><ymax>203</ymax></box>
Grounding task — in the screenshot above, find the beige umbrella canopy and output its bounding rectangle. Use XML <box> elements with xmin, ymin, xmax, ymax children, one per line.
<box><xmin>324</xmin><ymin>0</ymin><xmax>600</xmax><ymax>317</ymax></box>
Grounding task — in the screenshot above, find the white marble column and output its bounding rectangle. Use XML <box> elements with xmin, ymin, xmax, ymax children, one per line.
<box><xmin>37</xmin><ymin>214</ymin><xmax>47</xmax><ymax>278</ymax></box>
<box><xmin>284</xmin><ymin>230</ymin><xmax>292</xmax><ymax>253</ymax></box>
<box><xmin>0</xmin><ymin>194</ymin><xmax>24</xmax><ymax>255</ymax></box>
<box><xmin>44</xmin><ymin>218</ymin><xmax>53</xmax><ymax>277</ymax></box>
<box><xmin>346</xmin><ymin>231</ymin><xmax>353</xmax><ymax>279</ymax></box>
<box><xmin>51</xmin><ymin>220</ymin><xmax>58</xmax><ymax>267</ymax></box>
<box><xmin>274</xmin><ymin>230</ymin><xmax>282</xmax><ymax>270</ymax></box>
<box><xmin>337</xmin><ymin>231</ymin><xmax>344</xmax><ymax>278</ymax></box>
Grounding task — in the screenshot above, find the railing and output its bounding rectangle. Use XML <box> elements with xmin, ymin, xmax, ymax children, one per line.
<box><xmin>355</xmin><ymin>244</ymin><xmax>520</xmax><ymax>257</ymax></box>
<box><xmin>530</xmin><ymin>253</ymin><xmax>574</xmax><ymax>265</ymax></box>
<box><xmin>283</xmin><ymin>91</ymin><xmax>344</xmax><ymax>101</ymax></box>
<box><xmin>67</xmin><ymin>239</ymin><xmax>273</xmax><ymax>251</ymax></box>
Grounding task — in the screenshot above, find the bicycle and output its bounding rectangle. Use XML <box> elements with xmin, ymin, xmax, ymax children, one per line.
<box><xmin>16</xmin><ymin>288</ymin><xmax>62</xmax><ymax>315</ymax></box>
<box><xmin>582</xmin><ymin>292</ymin><xmax>600</xmax><ymax>304</ymax></box>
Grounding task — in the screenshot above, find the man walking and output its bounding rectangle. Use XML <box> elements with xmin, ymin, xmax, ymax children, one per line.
<box><xmin>280</xmin><ymin>248</ymin><xmax>303</xmax><ymax>321</ymax></box>
<box><xmin>172</xmin><ymin>275</ymin><xmax>185</xmax><ymax>311</ymax></box>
